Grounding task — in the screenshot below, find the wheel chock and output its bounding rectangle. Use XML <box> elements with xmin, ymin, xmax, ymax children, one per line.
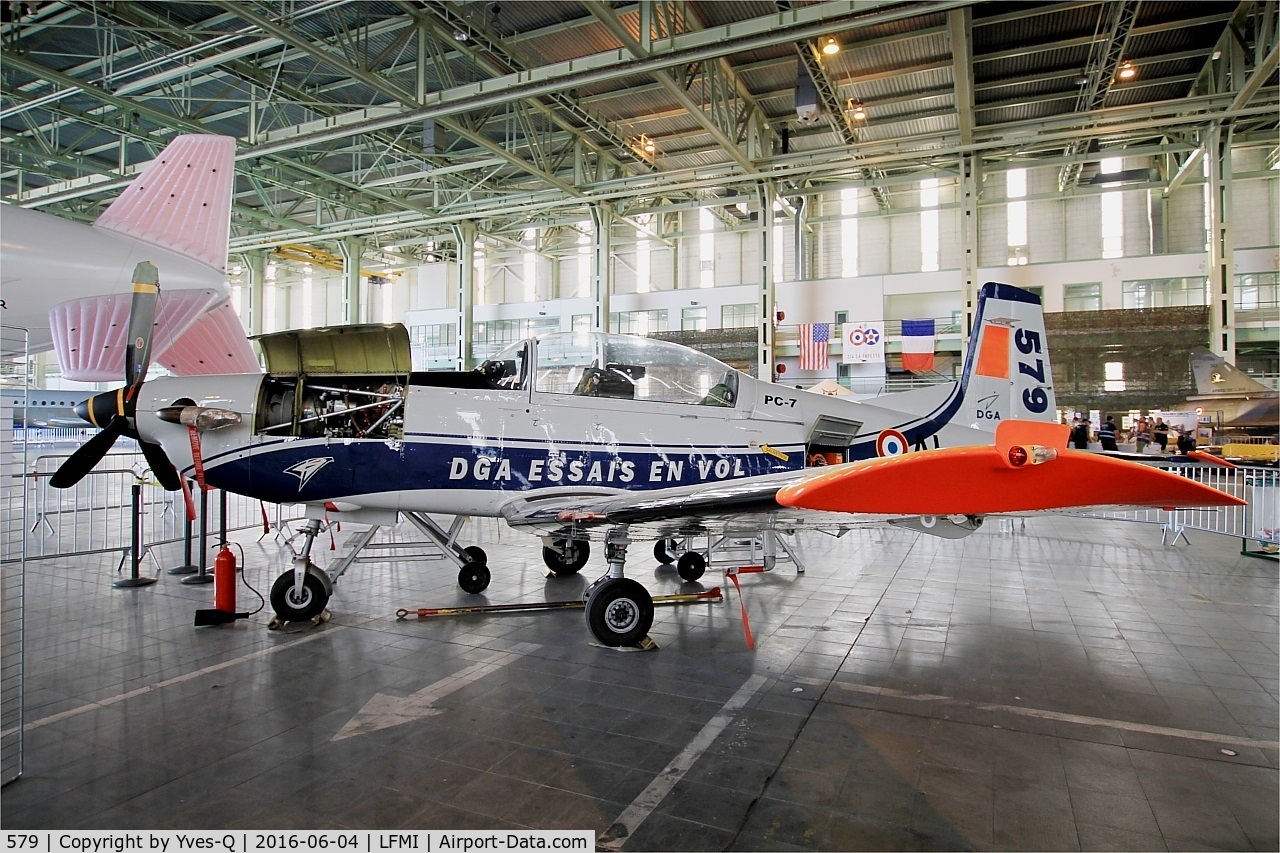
<box><xmin>396</xmin><ymin>587</ymin><xmax>722</xmax><ymax>620</ymax></box>
<box><xmin>267</xmin><ymin>608</ymin><xmax>332</xmax><ymax>631</ymax></box>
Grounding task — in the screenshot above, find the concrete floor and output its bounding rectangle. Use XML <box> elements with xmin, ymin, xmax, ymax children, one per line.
<box><xmin>3</xmin><ymin>514</ymin><xmax>1277</xmax><ymax>850</ymax></box>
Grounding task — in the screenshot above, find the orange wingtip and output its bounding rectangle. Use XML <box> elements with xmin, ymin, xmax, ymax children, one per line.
<box><xmin>776</xmin><ymin>445</ymin><xmax>1245</xmax><ymax>516</ymax></box>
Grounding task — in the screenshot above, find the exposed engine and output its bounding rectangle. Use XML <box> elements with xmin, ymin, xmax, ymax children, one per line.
<box><xmin>258</xmin><ymin>376</ymin><xmax>405</xmax><ymax>440</ymax></box>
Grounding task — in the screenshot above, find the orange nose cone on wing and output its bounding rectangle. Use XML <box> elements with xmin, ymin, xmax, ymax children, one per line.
<box><xmin>776</xmin><ymin>446</ymin><xmax>1246</xmax><ymax>516</ymax></box>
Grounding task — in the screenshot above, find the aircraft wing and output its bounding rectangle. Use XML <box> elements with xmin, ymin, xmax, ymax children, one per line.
<box><xmin>500</xmin><ymin>422</ymin><xmax>1243</xmax><ymax>541</ymax></box>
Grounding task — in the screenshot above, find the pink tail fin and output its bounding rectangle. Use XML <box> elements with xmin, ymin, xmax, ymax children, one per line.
<box><xmin>93</xmin><ymin>135</ymin><xmax>235</xmax><ymax>272</ymax></box>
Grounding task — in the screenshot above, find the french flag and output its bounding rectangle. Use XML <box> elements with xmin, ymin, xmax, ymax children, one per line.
<box><xmin>901</xmin><ymin>319</ymin><xmax>935</xmax><ymax>371</ymax></box>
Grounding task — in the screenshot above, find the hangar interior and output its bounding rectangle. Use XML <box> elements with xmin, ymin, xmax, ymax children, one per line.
<box><xmin>1</xmin><ymin>1</ymin><xmax>1278</xmax><ymax>848</ymax></box>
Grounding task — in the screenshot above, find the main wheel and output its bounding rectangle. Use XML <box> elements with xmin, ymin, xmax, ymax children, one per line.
<box><xmin>585</xmin><ymin>578</ymin><xmax>654</xmax><ymax>647</ymax></box>
<box><xmin>542</xmin><ymin>538</ymin><xmax>590</xmax><ymax>575</ymax></box>
<box><xmin>270</xmin><ymin>570</ymin><xmax>330</xmax><ymax>622</ymax></box>
<box><xmin>653</xmin><ymin>538</ymin><xmax>676</xmax><ymax>564</ymax></box>
<box><xmin>676</xmin><ymin>551</ymin><xmax>707</xmax><ymax>582</ymax></box>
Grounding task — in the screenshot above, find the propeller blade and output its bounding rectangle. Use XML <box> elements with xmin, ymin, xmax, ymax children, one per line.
<box><xmin>49</xmin><ymin>416</ymin><xmax>127</xmax><ymax>489</ymax></box>
<box><xmin>139</xmin><ymin>440</ymin><xmax>182</xmax><ymax>491</ymax></box>
<box><xmin>125</xmin><ymin>261</ymin><xmax>160</xmax><ymax>389</ymax></box>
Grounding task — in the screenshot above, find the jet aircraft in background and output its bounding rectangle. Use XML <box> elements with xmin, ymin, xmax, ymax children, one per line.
<box><xmin>51</xmin><ymin>276</ymin><xmax>1242</xmax><ymax>646</ymax></box>
<box><xmin>1187</xmin><ymin>348</ymin><xmax>1279</xmax><ymax>430</ymax></box>
<box><xmin>0</xmin><ymin>134</ymin><xmax>257</xmax><ymax>379</ymax></box>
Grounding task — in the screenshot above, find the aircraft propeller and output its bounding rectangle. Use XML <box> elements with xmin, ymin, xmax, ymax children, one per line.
<box><xmin>50</xmin><ymin>262</ymin><xmax>183</xmax><ymax>491</ymax></box>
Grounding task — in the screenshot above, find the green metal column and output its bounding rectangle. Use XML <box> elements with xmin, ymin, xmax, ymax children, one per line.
<box><xmin>1206</xmin><ymin>125</ymin><xmax>1236</xmax><ymax>360</ymax></box>
<box><xmin>340</xmin><ymin>237</ymin><xmax>365</xmax><ymax>325</ymax></box>
<box><xmin>757</xmin><ymin>182</ymin><xmax>775</xmax><ymax>382</ymax></box>
<box><xmin>959</xmin><ymin>152</ymin><xmax>980</xmax><ymax>348</ymax></box>
<box><xmin>454</xmin><ymin>221</ymin><xmax>476</xmax><ymax>370</ymax></box>
<box><xmin>245</xmin><ymin>250</ymin><xmax>267</xmax><ymax>336</ymax></box>
<box><xmin>591</xmin><ymin>203</ymin><xmax>613</xmax><ymax>331</ymax></box>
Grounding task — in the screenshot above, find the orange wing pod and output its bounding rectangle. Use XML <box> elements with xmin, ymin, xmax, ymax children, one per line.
<box><xmin>776</xmin><ymin>446</ymin><xmax>1245</xmax><ymax>516</ymax></box>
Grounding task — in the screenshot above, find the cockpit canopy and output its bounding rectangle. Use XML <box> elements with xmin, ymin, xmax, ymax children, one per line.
<box><xmin>479</xmin><ymin>332</ymin><xmax>740</xmax><ymax>407</ymax></box>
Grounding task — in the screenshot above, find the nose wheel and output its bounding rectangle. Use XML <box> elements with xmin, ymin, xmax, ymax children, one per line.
<box><xmin>269</xmin><ymin>568</ymin><xmax>330</xmax><ymax>622</ymax></box>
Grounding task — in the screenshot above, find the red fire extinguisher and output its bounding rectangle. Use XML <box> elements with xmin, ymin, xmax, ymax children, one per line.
<box><xmin>214</xmin><ymin>543</ymin><xmax>238</xmax><ymax>613</ymax></box>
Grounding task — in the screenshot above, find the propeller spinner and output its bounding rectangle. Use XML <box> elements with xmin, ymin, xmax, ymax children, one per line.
<box><xmin>50</xmin><ymin>262</ymin><xmax>182</xmax><ymax>491</ymax></box>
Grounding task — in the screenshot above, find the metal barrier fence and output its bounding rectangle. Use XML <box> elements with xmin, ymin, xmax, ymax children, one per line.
<box><xmin>3</xmin><ymin>451</ymin><xmax>291</xmax><ymax>564</ymax></box>
<box><xmin>1078</xmin><ymin>463</ymin><xmax>1279</xmax><ymax>553</ymax></box>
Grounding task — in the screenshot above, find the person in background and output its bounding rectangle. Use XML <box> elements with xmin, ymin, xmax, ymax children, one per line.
<box><xmin>1098</xmin><ymin>415</ymin><xmax>1118</xmax><ymax>451</ymax></box>
<box><xmin>1134</xmin><ymin>417</ymin><xmax>1151</xmax><ymax>453</ymax></box>
<box><xmin>1176</xmin><ymin>427</ymin><xmax>1196</xmax><ymax>455</ymax></box>
<box><xmin>1070</xmin><ymin>416</ymin><xmax>1091</xmax><ymax>450</ymax></box>
<box><xmin>1153</xmin><ymin>417</ymin><xmax>1169</xmax><ymax>452</ymax></box>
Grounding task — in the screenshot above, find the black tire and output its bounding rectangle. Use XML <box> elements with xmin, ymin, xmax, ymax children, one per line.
<box><xmin>462</xmin><ymin>545</ymin><xmax>488</xmax><ymax>565</ymax></box>
<box><xmin>458</xmin><ymin>561</ymin><xmax>491</xmax><ymax>594</ymax></box>
<box><xmin>585</xmin><ymin>578</ymin><xmax>654</xmax><ymax>647</ymax></box>
<box><xmin>269</xmin><ymin>570</ymin><xmax>330</xmax><ymax>622</ymax></box>
<box><xmin>676</xmin><ymin>551</ymin><xmax>707</xmax><ymax>582</ymax></box>
<box><xmin>653</xmin><ymin>539</ymin><xmax>676</xmax><ymax>564</ymax></box>
<box><xmin>542</xmin><ymin>538</ymin><xmax>590</xmax><ymax>575</ymax></box>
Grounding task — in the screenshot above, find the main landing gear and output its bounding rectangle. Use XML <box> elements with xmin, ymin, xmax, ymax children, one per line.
<box><xmin>584</xmin><ymin>527</ymin><xmax>654</xmax><ymax>647</ymax></box>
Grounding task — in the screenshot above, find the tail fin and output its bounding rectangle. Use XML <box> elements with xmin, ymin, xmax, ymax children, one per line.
<box><xmin>957</xmin><ymin>283</ymin><xmax>1056</xmax><ymax>426</ymax></box>
<box><xmin>93</xmin><ymin>135</ymin><xmax>235</xmax><ymax>273</ymax></box>
<box><xmin>1189</xmin><ymin>347</ymin><xmax>1270</xmax><ymax>395</ymax></box>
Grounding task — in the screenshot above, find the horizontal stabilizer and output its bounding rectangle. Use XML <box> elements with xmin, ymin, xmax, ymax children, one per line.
<box><xmin>156</xmin><ymin>302</ymin><xmax>260</xmax><ymax>375</ymax></box>
<box><xmin>49</xmin><ymin>289</ymin><xmax>221</xmax><ymax>381</ymax></box>
<box><xmin>777</xmin><ymin>445</ymin><xmax>1244</xmax><ymax>516</ymax></box>
<box><xmin>93</xmin><ymin>135</ymin><xmax>235</xmax><ymax>272</ymax></box>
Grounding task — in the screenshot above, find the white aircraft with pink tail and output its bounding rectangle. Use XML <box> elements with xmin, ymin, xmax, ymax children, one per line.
<box><xmin>0</xmin><ymin>135</ymin><xmax>258</xmax><ymax>379</ymax></box>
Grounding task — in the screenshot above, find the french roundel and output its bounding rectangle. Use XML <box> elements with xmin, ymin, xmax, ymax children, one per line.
<box><xmin>876</xmin><ymin>429</ymin><xmax>908</xmax><ymax>457</ymax></box>
<box><xmin>849</xmin><ymin>329</ymin><xmax>866</xmax><ymax>346</ymax></box>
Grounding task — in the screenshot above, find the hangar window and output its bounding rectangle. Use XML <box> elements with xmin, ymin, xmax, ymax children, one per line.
<box><xmin>682</xmin><ymin>307</ymin><xmax>707</xmax><ymax>331</ymax></box>
<box><xmin>1006</xmin><ymin>169</ymin><xmax>1027</xmax><ymax>262</ymax></box>
<box><xmin>841</xmin><ymin>188</ymin><xmax>859</xmax><ymax>278</ymax></box>
<box><xmin>1235</xmin><ymin>272</ymin><xmax>1279</xmax><ymax>312</ymax></box>
<box><xmin>1064</xmin><ymin>282</ymin><xmax>1101</xmax><ymax>312</ymax></box>
<box><xmin>699</xmin><ymin>207</ymin><xmax>715</xmax><ymax>288</ymax></box>
<box><xmin>636</xmin><ymin>214</ymin><xmax>651</xmax><ymax>294</ymax></box>
<box><xmin>1104</xmin><ymin>361</ymin><xmax>1127</xmax><ymax>392</ymax></box>
<box><xmin>611</xmin><ymin>309</ymin><xmax>666</xmax><ymax>335</ymax></box>
<box><xmin>721</xmin><ymin>304</ymin><xmax>755</xmax><ymax>329</ymax></box>
<box><xmin>1122</xmin><ymin>277</ymin><xmax>1208</xmax><ymax>309</ymax></box>
<box><xmin>1100</xmin><ymin>158</ymin><xmax>1124</xmax><ymax>259</ymax></box>
<box><xmin>522</xmin><ymin>229</ymin><xmax>537</xmax><ymax>302</ymax></box>
<box><xmin>920</xmin><ymin>178</ymin><xmax>939</xmax><ymax>272</ymax></box>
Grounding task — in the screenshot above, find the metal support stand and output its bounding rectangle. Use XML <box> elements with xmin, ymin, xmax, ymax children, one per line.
<box><xmin>403</xmin><ymin>513</ymin><xmax>471</xmax><ymax>568</ymax></box>
<box><xmin>114</xmin><ymin>480</ymin><xmax>158</xmax><ymax>588</ymax></box>
<box><xmin>182</xmin><ymin>488</ymin><xmax>214</xmax><ymax>585</ymax></box>
<box><xmin>167</xmin><ymin>480</ymin><xmax>197</xmax><ymax>575</ymax></box>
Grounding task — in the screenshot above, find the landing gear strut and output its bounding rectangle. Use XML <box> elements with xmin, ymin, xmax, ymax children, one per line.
<box><xmin>584</xmin><ymin>527</ymin><xmax>653</xmax><ymax>647</ymax></box>
<box><xmin>270</xmin><ymin>517</ymin><xmax>333</xmax><ymax>622</ymax></box>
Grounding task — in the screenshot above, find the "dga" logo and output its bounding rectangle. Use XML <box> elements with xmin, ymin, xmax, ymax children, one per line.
<box><xmin>284</xmin><ymin>457</ymin><xmax>334</xmax><ymax>490</ymax></box>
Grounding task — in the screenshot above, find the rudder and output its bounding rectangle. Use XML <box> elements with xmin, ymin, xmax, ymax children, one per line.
<box><xmin>957</xmin><ymin>283</ymin><xmax>1056</xmax><ymax>427</ymax></box>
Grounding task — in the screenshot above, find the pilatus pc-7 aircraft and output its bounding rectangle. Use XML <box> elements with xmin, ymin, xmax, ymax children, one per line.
<box><xmin>52</xmin><ymin>272</ymin><xmax>1241</xmax><ymax>646</ymax></box>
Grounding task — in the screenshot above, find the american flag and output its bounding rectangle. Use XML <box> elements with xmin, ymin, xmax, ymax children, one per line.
<box><xmin>799</xmin><ymin>323</ymin><xmax>830</xmax><ymax>370</ymax></box>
